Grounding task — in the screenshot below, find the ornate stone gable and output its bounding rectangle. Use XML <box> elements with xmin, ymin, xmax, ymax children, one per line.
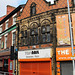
<box><xmin>18</xmin><ymin>0</ymin><xmax>72</xmax><ymax>20</ymax></box>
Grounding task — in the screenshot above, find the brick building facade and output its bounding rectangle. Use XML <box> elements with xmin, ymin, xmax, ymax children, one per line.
<box><xmin>17</xmin><ymin>0</ymin><xmax>75</xmax><ymax>75</ymax></box>
<box><xmin>0</xmin><ymin>5</ymin><xmax>24</xmax><ymax>74</ymax></box>
<box><xmin>0</xmin><ymin>0</ymin><xmax>75</xmax><ymax>75</ymax></box>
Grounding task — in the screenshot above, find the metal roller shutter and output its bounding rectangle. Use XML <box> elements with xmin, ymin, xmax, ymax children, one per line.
<box><xmin>60</xmin><ymin>62</ymin><xmax>73</xmax><ymax>75</ymax></box>
<box><xmin>20</xmin><ymin>61</ymin><xmax>50</xmax><ymax>75</ymax></box>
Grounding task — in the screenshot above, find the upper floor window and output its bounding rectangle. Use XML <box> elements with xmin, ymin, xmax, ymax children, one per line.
<box><xmin>6</xmin><ymin>20</ymin><xmax>9</xmax><ymax>29</ymax></box>
<box><xmin>41</xmin><ymin>25</ymin><xmax>52</xmax><ymax>43</ymax></box>
<box><xmin>73</xmin><ymin>0</ymin><xmax>75</xmax><ymax>6</ymax></box>
<box><xmin>0</xmin><ymin>24</ymin><xmax>2</xmax><ymax>33</ymax></box>
<box><xmin>13</xmin><ymin>16</ymin><xmax>16</xmax><ymax>25</ymax></box>
<box><xmin>21</xmin><ymin>30</ymin><xmax>28</xmax><ymax>46</ymax></box>
<box><xmin>30</xmin><ymin>3</ymin><xmax>36</xmax><ymax>16</ymax></box>
<box><xmin>0</xmin><ymin>39</ymin><xmax>1</xmax><ymax>49</ymax></box>
<box><xmin>13</xmin><ymin>14</ymin><xmax>17</xmax><ymax>25</ymax></box>
<box><xmin>30</xmin><ymin>28</ymin><xmax>38</xmax><ymax>45</ymax></box>
<box><xmin>20</xmin><ymin>8</ymin><xmax>23</xmax><ymax>15</ymax></box>
<box><xmin>5</xmin><ymin>36</ymin><xmax>7</xmax><ymax>49</ymax></box>
<box><xmin>12</xmin><ymin>32</ymin><xmax>16</xmax><ymax>46</ymax></box>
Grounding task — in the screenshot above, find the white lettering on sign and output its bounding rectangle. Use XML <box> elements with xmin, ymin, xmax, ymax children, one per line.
<box><xmin>57</xmin><ymin>49</ymin><xmax>69</xmax><ymax>55</ymax></box>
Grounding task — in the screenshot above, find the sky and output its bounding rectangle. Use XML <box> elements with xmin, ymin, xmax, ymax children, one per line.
<box><xmin>0</xmin><ymin>0</ymin><xmax>54</xmax><ymax>17</ymax></box>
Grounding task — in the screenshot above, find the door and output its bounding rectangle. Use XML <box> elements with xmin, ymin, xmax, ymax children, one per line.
<box><xmin>60</xmin><ymin>62</ymin><xmax>73</xmax><ymax>75</ymax></box>
<box><xmin>8</xmin><ymin>59</ymin><xmax>13</xmax><ymax>75</ymax></box>
<box><xmin>3</xmin><ymin>59</ymin><xmax>8</xmax><ymax>72</ymax></box>
<box><xmin>20</xmin><ymin>61</ymin><xmax>50</xmax><ymax>75</ymax></box>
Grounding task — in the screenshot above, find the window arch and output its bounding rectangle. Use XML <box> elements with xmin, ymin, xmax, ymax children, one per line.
<box><xmin>30</xmin><ymin>2</ymin><xmax>36</xmax><ymax>16</ymax></box>
<box><xmin>30</xmin><ymin>22</ymin><xmax>38</xmax><ymax>45</ymax></box>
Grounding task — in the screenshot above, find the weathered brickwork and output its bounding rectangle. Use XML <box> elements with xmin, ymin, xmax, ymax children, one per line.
<box><xmin>18</xmin><ymin>0</ymin><xmax>72</xmax><ymax>20</ymax></box>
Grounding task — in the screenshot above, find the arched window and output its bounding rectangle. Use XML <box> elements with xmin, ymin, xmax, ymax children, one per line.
<box><xmin>42</xmin><ymin>25</ymin><xmax>51</xmax><ymax>43</ymax></box>
<box><xmin>21</xmin><ymin>30</ymin><xmax>27</xmax><ymax>46</ymax></box>
<box><xmin>41</xmin><ymin>20</ymin><xmax>52</xmax><ymax>43</ymax></box>
<box><xmin>30</xmin><ymin>28</ymin><xmax>38</xmax><ymax>45</ymax></box>
<box><xmin>30</xmin><ymin>3</ymin><xmax>36</xmax><ymax>16</ymax></box>
<box><xmin>20</xmin><ymin>25</ymin><xmax>28</xmax><ymax>46</ymax></box>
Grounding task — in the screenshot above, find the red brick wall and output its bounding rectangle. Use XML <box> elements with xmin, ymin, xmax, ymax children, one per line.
<box><xmin>18</xmin><ymin>0</ymin><xmax>72</xmax><ymax>20</ymax></box>
<box><xmin>8</xmin><ymin>17</ymin><xmax>13</xmax><ymax>28</ymax></box>
<box><xmin>20</xmin><ymin>44</ymin><xmax>53</xmax><ymax>50</ymax></box>
<box><xmin>7</xmin><ymin>5</ymin><xmax>15</xmax><ymax>15</ymax></box>
<box><xmin>0</xmin><ymin>16</ymin><xmax>13</xmax><ymax>50</ymax></box>
<box><xmin>0</xmin><ymin>16</ymin><xmax>6</xmax><ymax>21</ymax></box>
<box><xmin>0</xmin><ymin>5</ymin><xmax>22</xmax><ymax>51</ymax></box>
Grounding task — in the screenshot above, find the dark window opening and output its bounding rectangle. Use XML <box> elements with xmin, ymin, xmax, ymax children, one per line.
<box><xmin>3</xmin><ymin>59</ymin><xmax>8</xmax><ymax>72</ymax></box>
<box><xmin>42</xmin><ymin>26</ymin><xmax>46</xmax><ymax>33</ymax></box>
<box><xmin>47</xmin><ymin>33</ymin><xmax>50</xmax><ymax>42</ymax></box>
<box><xmin>35</xmin><ymin>35</ymin><xmax>38</xmax><ymax>44</ymax></box>
<box><xmin>13</xmin><ymin>32</ymin><xmax>16</xmax><ymax>46</ymax></box>
<box><xmin>47</xmin><ymin>25</ymin><xmax>50</xmax><ymax>32</ymax></box>
<box><xmin>32</xmin><ymin>6</ymin><xmax>36</xmax><ymax>15</ymax></box>
<box><xmin>21</xmin><ymin>31</ymin><xmax>24</xmax><ymax>37</ymax></box>
<box><xmin>42</xmin><ymin>34</ymin><xmax>46</xmax><ymax>43</ymax></box>
<box><xmin>31</xmin><ymin>3</ymin><xmax>36</xmax><ymax>16</ymax></box>
<box><xmin>30</xmin><ymin>28</ymin><xmax>38</xmax><ymax>45</ymax></box>
<box><xmin>21</xmin><ymin>30</ymin><xmax>28</xmax><ymax>46</ymax></box>
<box><xmin>41</xmin><ymin>25</ymin><xmax>52</xmax><ymax>43</ymax></box>
<box><xmin>31</xmin><ymin>30</ymin><xmax>35</xmax><ymax>35</ymax></box>
<box><xmin>25</xmin><ymin>30</ymin><xmax>27</xmax><ymax>37</ymax></box>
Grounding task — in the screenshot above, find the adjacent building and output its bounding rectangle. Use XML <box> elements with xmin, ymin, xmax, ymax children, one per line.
<box><xmin>0</xmin><ymin>5</ymin><xmax>24</xmax><ymax>74</ymax></box>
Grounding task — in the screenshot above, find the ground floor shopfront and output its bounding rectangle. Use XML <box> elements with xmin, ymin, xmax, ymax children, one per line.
<box><xmin>56</xmin><ymin>47</ymin><xmax>75</xmax><ymax>75</ymax></box>
<box><xmin>18</xmin><ymin>48</ymin><xmax>53</xmax><ymax>75</ymax></box>
<box><xmin>0</xmin><ymin>50</ymin><xmax>14</xmax><ymax>75</ymax></box>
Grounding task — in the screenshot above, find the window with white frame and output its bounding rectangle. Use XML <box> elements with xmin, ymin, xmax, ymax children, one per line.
<box><xmin>0</xmin><ymin>24</ymin><xmax>2</xmax><ymax>33</ymax></box>
<box><xmin>74</xmin><ymin>0</ymin><xmax>75</xmax><ymax>5</ymax></box>
<box><xmin>5</xmin><ymin>36</ymin><xmax>7</xmax><ymax>48</ymax></box>
<box><xmin>12</xmin><ymin>30</ymin><xmax>16</xmax><ymax>46</ymax></box>
<box><xmin>6</xmin><ymin>21</ymin><xmax>8</xmax><ymax>29</ymax></box>
<box><xmin>0</xmin><ymin>39</ymin><xmax>1</xmax><ymax>49</ymax></box>
<box><xmin>13</xmin><ymin>15</ymin><xmax>16</xmax><ymax>25</ymax></box>
<box><xmin>12</xmin><ymin>32</ymin><xmax>16</xmax><ymax>46</ymax></box>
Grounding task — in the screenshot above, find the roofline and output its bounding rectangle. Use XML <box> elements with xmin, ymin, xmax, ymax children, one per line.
<box><xmin>0</xmin><ymin>4</ymin><xmax>25</xmax><ymax>25</ymax></box>
<box><xmin>7</xmin><ymin>5</ymin><xmax>16</xmax><ymax>8</ymax></box>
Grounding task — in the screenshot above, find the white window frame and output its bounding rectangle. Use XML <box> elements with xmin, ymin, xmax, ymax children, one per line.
<box><xmin>74</xmin><ymin>0</ymin><xmax>75</xmax><ymax>5</ymax></box>
<box><xmin>5</xmin><ymin>20</ymin><xmax>9</xmax><ymax>30</ymax></box>
<box><xmin>0</xmin><ymin>39</ymin><xmax>1</xmax><ymax>49</ymax></box>
<box><xmin>0</xmin><ymin>24</ymin><xmax>3</xmax><ymax>33</ymax></box>
<box><xmin>4</xmin><ymin>33</ymin><xmax>8</xmax><ymax>49</ymax></box>
<box><xmin>13</xmin><ymin>14</ymin><xmax>17</xmax><ymax>25</ymax></box>
<box><xmin>12</xmin><ymin>29</ymin><xmax>16</xmax><ymax>46</ymax></box>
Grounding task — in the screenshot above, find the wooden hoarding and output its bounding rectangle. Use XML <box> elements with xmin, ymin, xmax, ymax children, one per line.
<box><xmin>56</xmin><ymin>14</ymin><xmax>70</xmax><ymax>46</ymax></box>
